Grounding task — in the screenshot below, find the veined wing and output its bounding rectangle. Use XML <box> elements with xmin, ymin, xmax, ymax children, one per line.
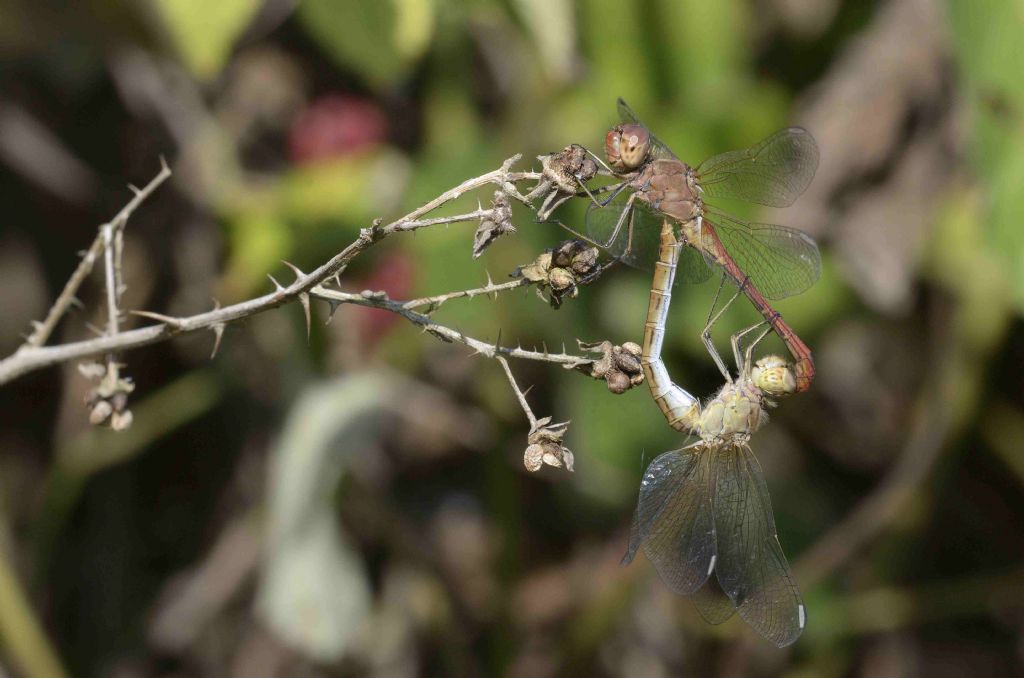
<box><xmin>711</xmin><ymin>443</ymin><xmax>805</xmax><ymax>648</ymax></box>
<box><xmin>586</xmin><ymin>195</ymin><xmax>712</xmax><ymax>284</ymax></box>
<box><xmin>695</xmin><ymin>128</ymin><xmax>818</xmax><ymax>208</ymax></box>
<box><xmin>702</xmin><ymin>208</ymin><xmax>820</xmax><ymax>300</ymax></box>
<box><xmin>622</xmin><ymin>445</ymin><xmax>716</xmax><ymax>595</ymax></box>
<box><xmin>616</xmin><ymin>98</ymin><xmax>678</xmax><ymax>162</ymax></box>
<box><xmin>691</xmin><ymin>572</ymin><xmax>736</xmax><ymax>625</ymax></box>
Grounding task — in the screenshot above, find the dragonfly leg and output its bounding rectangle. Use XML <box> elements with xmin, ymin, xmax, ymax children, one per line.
<box><xmin>702</xmin><ymin>274</ymin><xmax>742</xmax><ymax>381</ymax></box>
<box><xmin>574</xmin><ymin>175</ymin><xmax>625</xmax><ymax>210</ymax></box>
<box><xmin>597</xmin><ymin>181</ymin><xmax>630</xmax><ymax>208</ymax></box>
<box><xmin>731</xmin><ymin>320</ymin><xmax>771</xmax><ymax>376</ymax></box>
<box><xmin>583</xmin><ymin>147</ymin><xmax>616</xmax><ymax>176</ymax></box>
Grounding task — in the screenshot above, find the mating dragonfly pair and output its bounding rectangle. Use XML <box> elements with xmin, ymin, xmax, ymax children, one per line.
<box><xmin>559</xmin><ymin>100</ymin><xmax>821</xmax><ymax>647</ymax></box>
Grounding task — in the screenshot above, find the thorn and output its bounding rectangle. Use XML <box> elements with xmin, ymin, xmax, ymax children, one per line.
<box><xmin>268</xmin><ymin>274</ymin><xmax>285</xmax><ymax>292</ymax></box>
<box><xmin>299</xmin><ymin>292</ymin><xmax>311</xmax><ymax>341</ymax></box>
<box><xmin>131</xmin><ymin>310</ymin><xmax>184</xmax><ymax>330</ymax></box>
<box><xmin>210</xmin><ymin>323</ymin><xmax>225</xmax><ymax>359</ymax></box>
<box><xmin>495</xmin><ymin>328</ymin><xmax>503</xmax><ymax>351</ymax></box>
<box><xmin>324</xmin><ymin>299</ymin><xmax>341</xmax><ymax>324</ymax></box>
<box><xmin>522</xmin><ymin>384</ymin><xmax>535</xmax><ymax>397</ymax></box>
<box><xmin>212</xmin><ymin>298</ymin><xmax>221</xmax><ymax>310</ymax></box>
<box><xmin>128</xmin><ymin>183</ymin><xmax>141</xmax><ymax>195</ymax></box>
<box><xmin>333</xmin><ymin>273</ymin><xmax>342</xmax><ymax>288</ymax></box>
<box><xmin>30</xmin><ymin>320</ymin><xmax>43</xmax><ymax>331</ymax></box>
<box><xmin>282</xmin><ymin>260</ymin><xmax>306</xmax><ymax>280</ymax></box>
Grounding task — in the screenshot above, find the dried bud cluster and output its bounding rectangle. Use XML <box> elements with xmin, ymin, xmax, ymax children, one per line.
<box><xmin>512</xmin><ymin>239</ymin><xmax>600</xmax><ymax>308</ymax></box>
<box><xmin>523</xmin><ymin>417</ymin><xmax>574</xmax><ymax>472</ymax></box>
<box><xmin>533</xmin><ymin>144</ymin><xmax>600</xmax><ymax>219</ymax></box>
<box><xmin>578</xmin><ymin>340</ymin><xmax>645</xmax><ymax>394</ymax></box>
<box><xmin>472</xmin><ymin>191</ymin><xmax>515</xmax><ymax>258</ymax></box>
<box><xmin>79</xmin><ymin>361</ymin><xmax>135</xmax><ymax>430</ymax></box>
<box><xmin>540</xmin><ymin>144</ymin><xmax>599</xmax><ymax>195</ymax></box>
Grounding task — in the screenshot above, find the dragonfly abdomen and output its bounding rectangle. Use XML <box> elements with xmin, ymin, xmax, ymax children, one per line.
<box><xmin>641</xmin><ymin>218</ymin><xmax>700</xmax><ymax>433</ymax></box>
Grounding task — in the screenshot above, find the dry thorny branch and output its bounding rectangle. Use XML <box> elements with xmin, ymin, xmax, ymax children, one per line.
<box><xmin>0</xmin><ymin>146</ymin><xmax>641</xmax><ymax>471</ymax></box>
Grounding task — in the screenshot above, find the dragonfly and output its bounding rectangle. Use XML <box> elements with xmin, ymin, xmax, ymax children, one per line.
<box><xmin>622</xmin><ymin>320</ymin><xmax>805</xmax><ymax>648</ymax></box>
<box><xmin>587</xmin><ymin>99</ymin><xmax>821</xmax><ymax>392</ymax></box>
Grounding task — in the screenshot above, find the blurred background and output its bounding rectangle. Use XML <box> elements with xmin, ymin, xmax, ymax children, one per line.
<box><xmin>1</xmin><ymin>0</ymin><xmax>1023</xmax><ymax>675</ymax></box>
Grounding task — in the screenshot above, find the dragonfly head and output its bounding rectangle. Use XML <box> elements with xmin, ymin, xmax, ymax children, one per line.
<box><xmin>751</xmin><ymin>355</ymin><xmax>796</xmax><ymax>398</ymax></box>
<box><xmin>605</xmin><ymin>123</ymin><xmax>650</xmax><ymax>172</ymax></box>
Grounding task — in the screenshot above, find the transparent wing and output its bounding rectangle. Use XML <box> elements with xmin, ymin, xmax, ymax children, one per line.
<box><xmin>691</xmin><ymin>573</ymin><xmax>737</xmax><ymax>625</ymax></box>
<box><xmin>585</xmin><ymin>192</ymin><xmax>659</xmax><ymax>269</ymax></box>
<box><xmin>702</xmin><ymin>208</ymin><xmax>820</xmax><ymax>300</ymax></box>
<box><xmin>586</xmin><ymin>194</ymin><xmax>712</xmax><ymax>283</ymax></box>
<box><xmin>616</xmin><ymin>97</ymin><xmax>678</xmax><ymax>161</ymax></box>
<box><xmin>711</xmin><ymin>444</ymin><xmax>805</xmax><ymax>648</ymax></box>
<box><xmin>695</xmin><ymin>128</ymin><xmax>819</xmax><ymax>208</ymax></box>
<box><xmin>622</xmin><ymin>445</ymin><xmax>716</xmax><ymax>595</ymax></box>
<box><xmin>676</xmin><ymin>241</ymin><xmax>715</xmax><ymax>285</ymax></box>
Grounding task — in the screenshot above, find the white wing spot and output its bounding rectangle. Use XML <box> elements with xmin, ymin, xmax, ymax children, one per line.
<box><xmin>798</xmin><ymin>604</ymin><xmax>806</xmax><ymax>629</ymax></box>
<box><xmin>707</xmin><ymin>555</ymin><xmax>716</xmax><ymax>576</ymax></box>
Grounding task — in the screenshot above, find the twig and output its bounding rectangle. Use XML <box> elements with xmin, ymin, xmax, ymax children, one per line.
<box><xmin>20</xmin><ymin>158</ymin><xmax>171</xmax><ymax>350</ymax></box>
<box><xmin>389</xmin><ymin>209</ymin><xmax>495</xmax><ymax>233</ymax></box>
<box><xmin>311</xmin><ymin>287</ymin><xmax>591</xmax><ymax>369</ymax></box>
<box><xmin>402</xmin><ymin>277</ymin><xmax>529</xmax><ymax>311</ymax></box>
<box><xmin>497</xmin><ymin>356</ymin><xmax>538</xmax><ymax>429</ymax></box>
<box><xmin>0</xmin><ymin>155</ymin><xmax>582</xmax><ymax>386</ymax></box>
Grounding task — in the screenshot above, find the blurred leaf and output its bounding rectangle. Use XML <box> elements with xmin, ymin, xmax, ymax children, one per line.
<box><xmin>222</xmin><ymin>211</ymin><xmax>293</xmax><ymax>299</ymax></box>
<box><xmin>394</xmin><ymin>0</ymin><xmax>436</xmax><ymax>61</ymax></box>
<box><xmin>257</xmin><ymin>374</ymin><xmax>384</xmax><ymax>662</ymax></box>
<box><xmin>579</xmin><ymin>0</ymin><xmax>655</xmax><ymax>107</ymax></box>
<box><xmin>654</xmin><ymin>0</ymin><xmax>748</xmax><ymax>104</ymax></box>
<box><xmin>280</xmin><ymin>150</ymin><xmax>411</xmax><ymax>224</ymax></box>
<box><xmin>511</xmin><ymin>0</ymin><xmax>577</xmax><ymax>83</ymax></box>
<box><xmin>946</xmin><ymin>0</ymin><xmax>1024</xmax><ymax>311</ymax></box>
<box><xmin>151</xmin><ymin>0</ymin><xmax>260</xmax><ymax>80</ymax></box>
<box><xmin>300</xmin><ymin>0</ymin><xmax>434</xmax><ymax>88</ymax></box>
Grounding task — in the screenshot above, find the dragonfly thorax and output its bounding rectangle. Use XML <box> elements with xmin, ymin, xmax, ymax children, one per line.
<box><xmin>698</xmin><ymin>380</ymin><xmax>767</xmax><ymax>443</ymax></box>
<box><xmin>632</xmin><ymin>159</ymin><xmax>701</xmax><ymax>225</ymax></box>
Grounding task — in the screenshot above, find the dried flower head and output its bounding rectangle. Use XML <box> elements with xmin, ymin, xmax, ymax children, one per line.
<box><xmin>523</xmin><ymin>417</ymin><xmax>574</xmax><ymax>472</ymax></box>
<box><xmin>577</xmin><ymin>340</ymin><xmax>645</xmax><ymax>393</ymax></box>
<box><xmin>511</xmin><ymin>240</ymin><xmax>601</xmax><ymax>309</ymax></box>
<box><xmin>79</xmin><ymin>361</ymin><xmax>135</xmax><ymax>430</ymax></box>
<box><xmin>472</xmin><ymin>190</ymin><xmax>515</xmax><ymax>258</ymax></box>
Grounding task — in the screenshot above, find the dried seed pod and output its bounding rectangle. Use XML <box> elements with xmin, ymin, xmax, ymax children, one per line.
<box><xmin>524</xmin><ymin>444</ymin><xmax>545</xmax><ymax>472</ymax></box>
<box><xmin>548</xmin><ymin>267</ymin><xmax>576</xmax><ymax>292</ymax></box>
<box><xmin>513</xmin><ymin>251</ymin><xmax>553</xmax><ymax>283</ymax></box>
<box><xmin>89</xmin><ymin>400</ymin><xmax>113</xmax><ymax>425</ymax></box>
<box><xmin>612</xmin><ymin>346</ymin><xmax>642</xmax><ymax>375</ymax></box>
<box><xmin>605</xmin><ymin>370</ymin><xmax>631</xmax><ymax>394</ymax></box>
<box><xmin>570</xmin><ymin>246</ymin><xmax>599</xmax><ymax>275</ymax></box>
<box><xmin>622</xmin><ymin>341</ymin><xmax>642</xmax><ymax>357</ymax></box>
<box><xmin>111</xmin><ymin>410</ymin><xmax>134</xmax><ymax>431</ymax></box>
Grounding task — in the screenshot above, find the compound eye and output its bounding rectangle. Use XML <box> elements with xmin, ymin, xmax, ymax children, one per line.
<box><xmin>618</xmin><ymin>124</ymin><xmax>650</xmax><ymax>169</ymax></box>
<box><xmin>604</xmin><ymin>127</ymin><xmax>627</xmax><ymax>171</ymax></box>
